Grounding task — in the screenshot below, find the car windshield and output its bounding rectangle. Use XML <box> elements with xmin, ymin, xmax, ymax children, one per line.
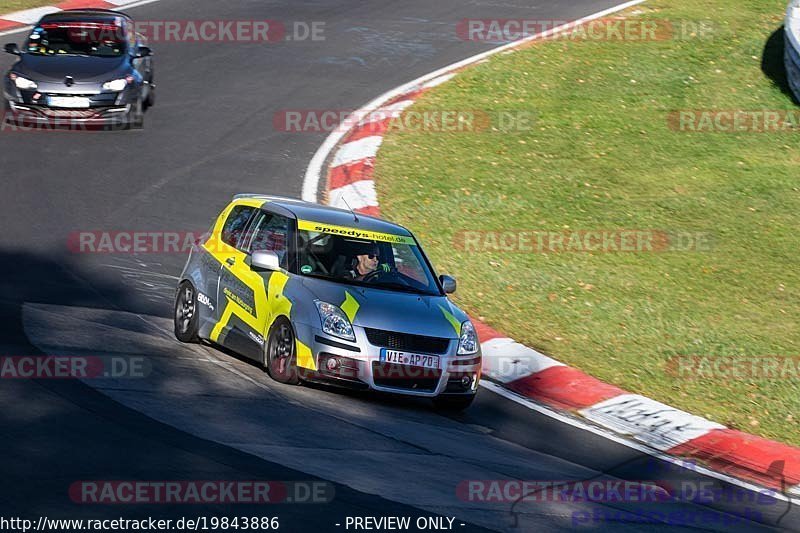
<box><xmin>296</xmin><ymin>221</ymin><xmax>441</xmax><ymax>296</ymax></box>
<box><xmin>25</xmin><ymin>23</ymin><xmax>127</xmax><ymax>57</ymax></box>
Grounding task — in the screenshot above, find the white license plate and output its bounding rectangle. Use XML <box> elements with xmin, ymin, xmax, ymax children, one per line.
<box><xmin>48</xmin><ymin>96</ymin><xmax>91</xmax><ymax>109</ymax></box>
<box><xmin>381</xmin><ymin>349</ymin><xmax>440</xmax><ymax>369</ymax></box>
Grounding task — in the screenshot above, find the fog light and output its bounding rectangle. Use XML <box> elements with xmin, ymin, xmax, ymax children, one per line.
<box><xmin>461</xmin><ymin>375</ymin><xmax>472</xmax><ymax>388</ymax></box>
<box><xmin>326</xmin><ymin>357</ymin><xmax>340</xmax><ymax>371</ymax></box>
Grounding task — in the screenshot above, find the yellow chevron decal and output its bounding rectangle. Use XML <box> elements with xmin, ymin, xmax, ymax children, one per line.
<box><xmin>296</xmin><ymin>339</ymin><xmax>316</xmax><ymax>371</ymax></box>
<box><xmin>341</xmin><ymin>290</ymin><xmax>360</xmax><ymax>323</ymax></box>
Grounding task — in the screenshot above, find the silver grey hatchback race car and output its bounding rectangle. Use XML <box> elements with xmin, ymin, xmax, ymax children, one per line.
<box><xmin>175</xmin><ymin>194</ymin><xmax>481</xmax><ymax>409</ymax></box>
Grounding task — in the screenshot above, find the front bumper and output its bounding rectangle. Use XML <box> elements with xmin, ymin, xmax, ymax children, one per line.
<box><xmin>3</xmin><ymin>83</ymin><xmax>138</xmax><ymax>130</ymax></box>
<box><xmin>3</xmin><ymin>100</ymin><xmax>132</xmax><ymax>130</ymax></box>
<box><xmin>296</xmin><ymin>323</ymin><xmax>481</xmax><ymax>398</ymax></box>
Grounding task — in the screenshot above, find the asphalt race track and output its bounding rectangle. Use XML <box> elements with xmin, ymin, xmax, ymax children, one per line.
<box><xmin>0</xmin><ymin>0</ymin><xmax>796</xmax><ymax>531</ymax></box>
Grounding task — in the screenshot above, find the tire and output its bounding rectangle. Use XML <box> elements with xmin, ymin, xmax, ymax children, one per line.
<box><xmin>265</xmin><ymin>317</ymin><xmax>300</xmax><ymax>385</ymax></box>
<box><xmin>127</xmin><ymin>98</ymin><xmax>144</xmax><ymax>129</ymax></box>
<box><xmin>432</xmin><ymin>395</ymin><xmax>475</xmax><ymax>411</ymax></box>
<box><xmin>144</xmin><ymin>83</ymin><xmax>155</xmax><ymax>108</ymax></box>
<box><xmin>174</xmin><ymin>281</ymin><xmax>200</xmax><ymax>343</ymax></box>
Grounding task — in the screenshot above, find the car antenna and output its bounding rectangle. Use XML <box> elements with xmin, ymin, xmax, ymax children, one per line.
<box><xmin>341</xmin><ymin>196</ymin><xmax>359</xmax><ymax>223</ymax></box>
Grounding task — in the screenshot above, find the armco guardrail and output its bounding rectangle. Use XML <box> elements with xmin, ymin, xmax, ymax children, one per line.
<box><xmin>785</xmin><ymin>1</ymin><xmax>800</xmax><ymax>101</ymax></box>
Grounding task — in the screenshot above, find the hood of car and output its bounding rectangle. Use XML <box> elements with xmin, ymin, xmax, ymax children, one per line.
<box><xmin>299</xmin><ymin>276</ymin><xmax>466</xmax><ymax>340</ymax></box>
<box><xmin>14</xmin><ymin>54</ymin><xmax>129</xmax><ymax>84</ymax></box>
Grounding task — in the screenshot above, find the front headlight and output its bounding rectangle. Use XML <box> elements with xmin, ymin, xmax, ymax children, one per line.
<box><xmin>315</xmin><ymin>301</ymin><xmax>355</xmax><ymax>342</ymax></box>
<box><xmin>457</xmin><ymin>320</ymin><xmax>479</xmax><ymax>355</ymax></box>
<box><xmin>10</xmin><ymin>73</ymin><xmax>37</xmax><ymax>90</ymax></box>
<box><xmin>102</xmin><ymin>77</ymin><xmax>130</xmax><ymax>91</ymax></box>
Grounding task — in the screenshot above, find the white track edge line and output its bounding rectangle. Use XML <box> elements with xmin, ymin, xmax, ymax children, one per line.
<box><xmin>301</xmin><ymin>0</ymin><xmax>647</xmax><ymax>202</ymax></box>
<box><xmin>301</xmin><ymin>0</ymin><xmax>800</xmax><ymax>504</ymax></box>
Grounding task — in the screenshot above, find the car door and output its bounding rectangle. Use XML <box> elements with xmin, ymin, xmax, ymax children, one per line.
<box><xmin>214</xmin><ymin>208</ymin><xmax>292</xmax><ymax>361</ymax></box>
<box><xmin>204</xmin><ymin>203</ymin><xmax>257</xmax><ymax>348</ymax></box>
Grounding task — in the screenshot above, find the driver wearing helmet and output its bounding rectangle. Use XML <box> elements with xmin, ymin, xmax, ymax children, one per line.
<box><xmin>345</xmin><ymin>243</ymin><xmax>390</xmax><ymax>281</ymax></box>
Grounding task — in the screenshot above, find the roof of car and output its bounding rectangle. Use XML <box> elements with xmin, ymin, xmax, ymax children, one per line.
<box><xmin>233</xmin><ymin>194</ymin><xmax>414</xmax><ymax>237</ymax></box>
<box><xmin>38</xmin><ymin>9</ymin><xmax>132</xmax><ymax>24</ymax></box>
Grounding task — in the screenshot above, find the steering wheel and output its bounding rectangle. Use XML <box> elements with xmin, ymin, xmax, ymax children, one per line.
<box><xmin>361</xmin><ymin>266</ymin><xmax>399</xmax><ymax>283</ymax></box>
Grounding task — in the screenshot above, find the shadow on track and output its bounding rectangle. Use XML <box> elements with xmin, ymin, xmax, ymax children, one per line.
<box><xmin>0</xmin><ymin>249</ymin><xmax>490</xmax><ymax>531</ymax></box>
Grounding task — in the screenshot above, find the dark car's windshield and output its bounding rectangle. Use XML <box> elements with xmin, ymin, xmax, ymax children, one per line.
<box><xmin>25</xmin><ymin>23</ymin><xmax>128</xmax><ymax>57</ymax></box>
<box><xmin>296</xmin><ymin>221</ymin><xmax>441</xmax><ymax>296</ymax></box>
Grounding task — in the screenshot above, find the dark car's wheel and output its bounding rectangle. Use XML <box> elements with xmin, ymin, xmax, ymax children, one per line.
<box><xmin>144</xmin><ymin>82</ymin><xmax>155</xmax><ymax>108</ymax></box>
<box><xmin>433</xmin><ymin>395</ymin><xmax>475</xmax><ymax>411</ymax></box>
<box><xmin>174</xmin><ymin>281</ymin><xmax>199</xmax><ymax>343</ymax></box>
<box><xmin>265</xmin><ymin>317</ymin><xmax>300</xmax><ymax>385</ymax></box>
<box><xmin>127</xmin><ymin>98</ymin><xmax>144</xmax><ymax>129</ymax></box>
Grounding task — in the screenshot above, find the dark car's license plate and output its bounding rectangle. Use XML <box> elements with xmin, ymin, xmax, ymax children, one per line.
<box><xmin>48</xmin><ymin>96</ymin><xmax>91</xmax><ymax>108</ymax></box>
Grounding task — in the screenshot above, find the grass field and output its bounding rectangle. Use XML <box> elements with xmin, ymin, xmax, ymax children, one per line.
<box><xmin>376</xmin><ymin>0</ymin><xmax>800</xmax><ymax>444</ymax></box>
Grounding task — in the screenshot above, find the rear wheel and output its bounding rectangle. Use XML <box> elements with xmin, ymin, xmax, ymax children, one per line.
<box><xmin>433</xmin><ymin>395</ymin><xmax>475</xmax><ymax>411</ymax></box>
<box><xmin>174</xmin><ymin>282</ymin><xmax>199</xmax><ymax>343</ymax></box>
<box><xmin>265</xmin><ymin>317</ymin><xmax>300</xmax><ymax>385</ymax></box>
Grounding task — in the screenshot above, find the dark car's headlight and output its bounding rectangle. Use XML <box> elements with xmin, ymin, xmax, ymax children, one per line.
<box><xmin>457</xmin><ymin>321</ymin><xmax>479</xmax><ymax>355</ymax></box>
<box><xmin>315</xmin><ymin>301</ymin><xmax>355</xmax><ymax>342</ymax></box>
<box><xmin>9</xmin><ymin>73</ymin><xmax>37</xmax><ymax>90</ymax></box>
<box><xmin>102</xmin><ymin>76</ymin><xmax>133</xmax><ymax>92</ymax></box>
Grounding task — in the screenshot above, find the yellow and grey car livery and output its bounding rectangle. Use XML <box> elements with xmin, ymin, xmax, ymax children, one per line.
<box><xmin>176</xmin><ymin>194</ymin><xmax>481</xmax><ymax>401</ymax></box>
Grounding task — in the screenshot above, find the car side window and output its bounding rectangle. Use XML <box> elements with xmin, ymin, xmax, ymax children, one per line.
<box><xmin>220</xmin><ymin>206</ymin><xmax>256</xmax><ymax>250</ymax></box>
<box><xmin>246</xmin><ymin>212</ymin><xmax>290</xmax><ymax>269</ymax></box>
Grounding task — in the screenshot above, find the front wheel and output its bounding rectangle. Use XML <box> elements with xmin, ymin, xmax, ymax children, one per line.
<box><xmin>265</xmin><ymin>318</ymin><xmax>300</xmax><ymax>385</ymax></box>
<box><xmin>433</xmin><ymin>395</ymin><xmax>475</xmax><ymax>411</ymax></box>
<box><xmin>174</xmin><ymin>281</ymin><xmax>199</xmax><ymax>343</ymax></box>
<box><xmin>144</xmin><ymin>82</ymin><xmax>155</xmax><ymax>108</ymax></box>
<box><xmin>127</xmin><ymin>98</ymin><xmax>144</xmax><ymax>129</ymax></box>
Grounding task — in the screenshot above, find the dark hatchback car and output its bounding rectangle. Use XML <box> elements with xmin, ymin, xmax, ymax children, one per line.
<box><xmin>2</xmin><ymin>9</ymin><xmax>154</xmax><ymax>130</ymax></box>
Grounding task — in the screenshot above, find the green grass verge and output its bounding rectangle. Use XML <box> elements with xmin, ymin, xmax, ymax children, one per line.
<box><xmin>376</xmin><ymin>0</ymin><xmax>800</xmax><ymax>444</ymax></box>
<box><xmin>0</xmin><ymin>0</ymin><xmax>56</xmax><ymax>14</ymax></box>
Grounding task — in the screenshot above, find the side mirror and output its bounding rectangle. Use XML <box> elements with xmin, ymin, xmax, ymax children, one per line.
<box><xmin>134</xmin><ymin>46</ymin><xmax>152</xmax><ymax>58</ymax></box>
<box><xmin>250</xmin><ymin>250</ymin><xmax>281</xmax><ymax>272</ymax></box>
<box><xmin>4</xmin><ymin>43</ymin><xmax>20</xmax><ymax>56</ymax></box>
<box><xmin>440</xmin><ymin>275</ymin><xmax>457</xmax><ymax>294</ymax></box>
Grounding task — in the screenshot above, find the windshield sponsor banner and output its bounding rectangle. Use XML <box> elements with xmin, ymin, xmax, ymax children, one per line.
<box><xmin>297</xmin><ymin>220</ymin><xmax>416</xmax><ymax>245</ymax></box>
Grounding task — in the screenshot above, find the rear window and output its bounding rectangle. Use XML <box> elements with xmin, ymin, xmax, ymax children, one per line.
<box><xmin>26</xmin><ymin>23</ymin><xmax>128</xmax><ymax>57</ymax></box>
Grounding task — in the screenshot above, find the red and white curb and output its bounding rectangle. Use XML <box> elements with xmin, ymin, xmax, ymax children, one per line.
<box><xmin>0</xmin><ymin>0</ymin><xmax>152</xmax><ymax>34</ymax></box>
<box><xmin>302</xmin><ymin>0</ymin><xmax>800</xmax><ymax>501</ymax></box>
